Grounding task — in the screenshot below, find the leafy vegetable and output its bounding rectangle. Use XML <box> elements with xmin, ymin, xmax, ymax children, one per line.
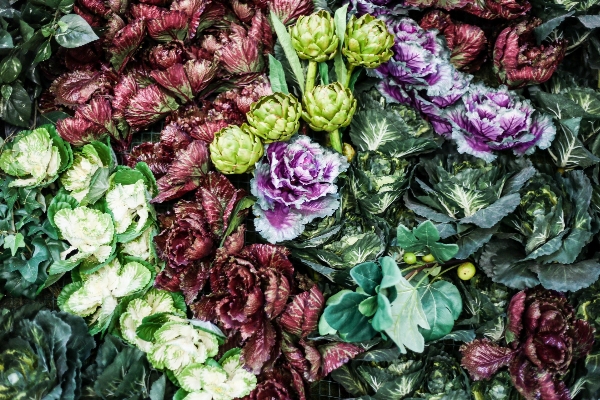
<box><xmin>395</xmin><ymin>220</ymin><xmax>459</xmax><ymax>263</ymax></box>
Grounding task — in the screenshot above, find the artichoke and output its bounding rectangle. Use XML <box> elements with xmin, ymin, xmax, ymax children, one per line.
<box><xmin>302</xmin><ymin>82</ymin><xmax>357</xmax><ymax>132</ymax></box>
<box><xmin>343</xmin><ymin>14</ymin><xmax>394</xmax><ymax>68</ymax></box>
<box><xmin>290</xmin><ymin>10</ymin><xmax>339</xmax><ymax>62</ymax></box>
<box><xmin>245</xmin><ymin>92</ymin><xmax>302</xmax><ymax>143</ymax></box>
<box><xmin>210</xmin><ymin>125</ymin><xmax>264</xmax><ymax>174</ymax></box>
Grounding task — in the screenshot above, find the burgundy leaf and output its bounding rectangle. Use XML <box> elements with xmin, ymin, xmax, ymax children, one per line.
<box><xmin>124</xmin><ymin>84</ymin><xmax>180</xmax><ymax>129</ymax></box>
<box><xmin>110</xmin><ymin>20</ymin><xmax>146</xmax><ymax>72</ymax></box>
<box><xmin>112</xmin><ymin>74</ymin><xmax>139</xmax><ymax>115</ymax></box>
<box><xmin>127</xmin><ymin>142</ymin><xmax>172</xmax><ymax>178</ymax></box>
<box><xmin>248</xmin><ymin>10</ymin><xmax>273</xmax><ymax>54</ymax></box>
<box><xmin>318</xmin><ymin>342</ymin><xmax>363</xmax><ymax>377</ymax></box>
<box><xmin>147</xmin><ymin>10</ymin><xmax>188</xmax><ymax>42</ymax></box>
<box><xmin>198</xmin><ymin>171</ymin><xmax>246</xmax><ymax>237</ymax></box>
<box><xmin>241</xmin><ymin>244</ymin><xmax>294</xmax><ymax>278</ymax></box>
<box><xmin>460</xmin><ymin>339</ymin><xmax>516</xmax><ymax>380</ymax></box>
<box><xmin>281</xmin><ymin>333</ymin><xmax>309</xmax><ymax>374</ymax></box>
<box><xmin>170</xmin><ymin>0</ymin><xmax>209</xmax><ymax>39</ymax></box>
<box><xmin>78</xmin><ymin>97</ymin><xmax>118</xmax><ymax>137</ymax></box>
<box><xmin>180</xmin><ymin>260</ymin><xmax>211</xmax><ymax>303</ymax></box>
<box><xmin>300</xmin><ymin>339</ymin><xmax>322</xmax><ymax>382</ymax></box>
<box><xmin>105</xmin><ymin>14</ymin><xmax>126</xmax><ymax>42</ymax></box>
<box><xmin>261</xmin><ymin>268</ymin><xmax>291</xmax><ymax>320</ymax></box>
<box><xmin>270</xmin><ymin>0</ymin><xmax>313</xmax><ymax>24</ymax></box>
<box><xmin>107</xmin><ymin>0</ymin><xmax>127</xmax><ymax>14</ymax></box>
<box><xmin>154</xmin><ymin>269</ymin><xmax>182</xmax><ymax>292</ymax></box>
<box><xmin>245</xmin><ymin>377</ymin><xmax>294</xmax><ymax>400</ymax></box>
<box><xmin>57</xmin><ymin>116</ymin><xmax>107</xmax><ymax>146</ymax></box>
<box><xmin>222</xmin><ymin>225</ymin><xmax>246</xmax><ymax>255</ymax></box>
<box><xmin>570</xmin><ymin>319</ymin><xmax>595</xmax><ymax>361</ymax></box>
<box><xmin>191</xmin><ymin>295</ymin><xmax>220</xmax><ymax>321</ymax></box>
<box><xmin>151</xmin><ymin>64</ymin><xmax>194</xmax><ymax>102</ymax></box>
<box><xmin>139</xmin><ymin>0</ymin><xmax>170</xmax><ymax>6</ymax></box>
<box><xmin>241</xmin><ymin>320</ymin><xmax>277</xmax><ymax>374</ymax></box>
<box><xmin>280</xmin><ymin>286</ymin><xmax>324</xmax><ymax>338</ymax></box>
<box><xmin>50</xmin><ymin>70</ymin><xmax>109</xmax><ymax>106</ymax></box>
<box><xmin>78</xmin><ymin>0</ymin><xmax>110</xmax><ymax>17</ymax></box>
<box><xmin>74</xmin><ymin>5</ymin><xmax>103</xmax><ymax>27</ymax></box>
<box><xmin>184</xmin><ymin>59</ymin><xmax>217</xmax><ymax>95</ymax></box>
<box><xmin>230</xmin><ymin>0</ymin><xmax>255</xmax><ymax>23</ymax></box>
<box><xmin>147</xmin><ymin>42</ymin><xmax>184</xmax><ymax>70</ymax></box>
<box><xmin>129</xmin><ymin>3</ymin><xmax>166</xmax><ymax>19</ymax></box>
<box><xmin>218</xmin><ymin>25</ymin><xmax>264</xmax><ymax>75</ymax></box>
<box><xmin>508</xmin><ymin>289</ymin><xmax>526</xmax><ymax>339</ymax></box>
<box><xmin>289</xmin><ymin>367</ymin><xmax>308</xmax><ymax>400</ymax></box>
<box><xmin>509</xmin><ymin>355</ymin><xmax>570</xmax><ymax>400</ymax></box>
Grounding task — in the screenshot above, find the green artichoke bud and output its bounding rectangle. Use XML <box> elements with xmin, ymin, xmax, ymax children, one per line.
<box><xmin>245</xmin><ymin>92</ymin><xmax>302</xmax><ymax>143</ymax></box>
<box><xmin>343</xmin><ymin>14</ymin><xmax>394</xmax><ymax>68</ymax></box>
<box><xmin>302</xmin><ymin>82</ymin><xmax>357</xmax><ymax>132</ymax></box>
<box><xmin>290</xmin><ymin>10</ymin><xmax>339</xmax><ymax>62</ymax></box>
<box><xmin>210</xmin><ymin>125</ymin><xmax>264</xmax><ymax>174</ymax></box>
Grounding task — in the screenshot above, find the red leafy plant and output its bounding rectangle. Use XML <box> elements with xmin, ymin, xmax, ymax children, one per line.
<box><xmin>419</xmin><ymin>10</ymin><xmax>487</xmax><ymax>72</ymax></box>
<box><xmin>47</xmin><ymin>0</ymin><xmax>291</xmax><ymax>149</ymax></box>
<box><xmin>493</xmin><ymin>18</ymin><xmax>567</xmax><ymax>88</ymax></box>
<box><xmin>127</xmin><ymin>76</ymin><xmax>271</xmax><ymax>202</ymax></box>
<box><xmin>404</xmin><ymin>0</ymin><xmax>531</xmax><ymax>20</ymax></box>
<box><xmin>460</xmin><ymin>287</ymin><xmax>595</xmax><ymax>400</ymax></box>
<box><xmin>153</xmin><ymin>171</ymin><xmax>249</xmax><ymax>302</ymax></box>
<box><xmin>192</xmin><ymin>245</ymin><xmax>362</xmax><ymax>399</ymax></box>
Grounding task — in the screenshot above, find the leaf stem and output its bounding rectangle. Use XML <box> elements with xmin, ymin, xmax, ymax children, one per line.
<box><xmin>430</xmin><ymin>264</ymin><xmax>461</xmax><ymax>284</ymax></box>
<box><xmin>305</xmin><ymin>61</ymin><xmax>318</xmax><ymax>93</ymax></box>
<box><xmin>329</xmin><ymin>129</ymin><xmax>343</xmax><ymax>153</ymax></box>
<box><xmin>344</xmin><ymin>64</ymin><xmax>355</xmax><ymax>88</ymax></box>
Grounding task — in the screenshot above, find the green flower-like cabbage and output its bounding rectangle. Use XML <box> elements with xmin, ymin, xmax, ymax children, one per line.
<box><xmin>106</xmin><ymin>179</ymin><xmax>150</xmax><ymax>235</ymax></box>
<box><xmin>60</xmin><ymin>143</ymin><xmax>104</xmax><ymax>204</ymax></box>
<box><xmin>176</xmin><ymin>349</ymin><xmax>257</xmax><ymax>400</ymax></box>
<box><xmin>59</xmin><ymin>258</ymin><xmax>151</xmax><ymax>334</ymax></box>
<box><xmin>120</xmin><ymin>289</ymin><xmax>186</xmax><ymax>352</ymax></box>
<box><xmin>148</xmin><ymin>321</ymin><xmax>219</xmax><ymax>373</ymax></box>
<box><xmin>0</xmin><ymin>125</ymin><xmax>71</xmax><ymax>188</ymax></box>
<box><xmin>119</xmin><ymin>226</ymin><xmax>156</xmax><ymax>262</ymax></box>
<box><xmin>54</xmin><ymin>206</ymin><xmax>115</xmax><ymax>264</ymax></box>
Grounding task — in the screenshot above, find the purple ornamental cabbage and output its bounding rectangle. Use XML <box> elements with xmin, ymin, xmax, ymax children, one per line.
<box><xmin>347</xmin><ymin>0</ymin><xmax>407</xmax><ymax>17</ymax></box>
<box><xmin>444</xmin><ymin>83</ymin><xmax>556</xmax><ymax>161</ymax></box>
<box><xmin>251</xmin><ymin>135</ymin><xmax>349</xmax><ymax>243</ymax></box>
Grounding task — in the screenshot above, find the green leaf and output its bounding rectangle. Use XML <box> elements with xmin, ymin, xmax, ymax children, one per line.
<box><xmin>54</xmin><ymin>14</ymin><xmax>99</xmax><ymax>48</ymax></box>
<box><xmin>435</xmin><ymin>330</ymin><xmax>476</xmax><ymax>343</ymax></box>
<box><xmin>323</xmin><ymin>290</ymin><xmax>377</xmax><ymax>342</ymax></box>
<box><xmin>333</xmin><ymin>4</ymin><xmax>348</xmax><ymax>85</ymax></box>
<box><xmin>149</xmin><ymin>375</ymin><xmax>167</xmax><ymax>400</ymax></box>
<box><xmin>3</xmin><ymin>233</ymin><xmax>25</xmax><ymax>256</ymax></box>
<box><xmin>379</xmin><ymin>256</ymin><xmax>403</xmax><ymax>289</ymax></box>
<box><xmin>414</xmin><ymin>220</ymin><xmax>440</xmax><ymax>244</ymax></box>
<box><xmin>47</xmin><ymin>191</ymin><xmax>79</xmax><ymax>229</ymax></box>
<box><xmin>459</xmin><ymin>193</ymin><xmax>521</xmax><ymax>228</ymax></box>
<box><xmin>269</xmin><ymin>11</ymin><xmax>304</xmax><ymax>94</ymax></box>
<box><xmin>479</xmin><ymin>239</ymin><xmax>540</xmax><ymax>289</ymax></box>
<box><xmin>349</xmin><ymin>108</ymin><xmax>404</xmax><ymax>152</ymax></box>
<box><xmin>0</xmin><ymin>29</ymin><xmax>13</xmax><ymax>49</ymax></box>
<box><xmin>222</xmin><ymin>196</ymin><xmax>255</xmax><ymax>244</ymax></box>
<box><xmin>319</xmin><ymin>62</ymin><xmax>329</xmax><ymax>85</ymax></box>
<box><xmin>385</xmin><ymin>274</ymin><xmax>429</xmax><ymax>353</ymax></box>
<box><xmin>358</xmin><ymin>295</ymin><xmax>377</xmax><ymax>317</ymax></box>
<box><xmin>33</xmin><ymin>40</ymin><xmax>52</xmax><ymax>63</ymax></box>
<box><xmin>350</xmin><ymin>261</ymin><xmax>382</xmax><ymax>295</ymax></box>
<box><xmin>331</xmin><ymin>365</ymin><xmax>369</xmax><ymax>397</ymax></box>
<box><xmin>268</xmin><ymin>54</ymin><xmax>289</xmax><ymax>94</ymax></box>
<box><xmin>454</xmin><ymin>227</ymin><xmax>497</xmax><ymax>260</ymax></box>
<box><xmin>0</xmin><ymin>57</ymin><xmax>21</xmax><ymax>83</ymax></box>
<box><xmin>87</xmin><ymin>167</ymin><xmax>111</xmax><ymax>205</ymax></box>
<box><xmin>531</xmin><ymin>258</ymin><xmax>600</xmax><ymax>292</ymax></box>
<box><xmin>549</xmin><ymin>118</ymin><xmax>600</xmax><ymax>169</ymax></box>
<box><xmin>534</xmin><ymin>12</ymin><xmax>574</xmax><ymax>44</ymax></box>
<box><xmin>1</xmin><ymin>82</ymin><xmax>32</xmax><ymax>127</ymax></box>
<box><xmin>418</xmin><ymin>280</ymin><xmax>462</xmax><ymax>341</ymax></box>
<box><xmin>372</xmin><ymin>293</ymin><xmax>393</xmax><ymax>331</ymax></box>
<box><xmin>578</xmin><ymin>15</ymin><xmax>600</xmax><ymax>29</ymax></box>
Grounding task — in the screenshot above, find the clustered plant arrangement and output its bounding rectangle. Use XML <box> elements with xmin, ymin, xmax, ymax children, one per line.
<box><xmin>4</xmin><ymin>0</ymin><xmax>600</xmax><ymax>399</ymax></box>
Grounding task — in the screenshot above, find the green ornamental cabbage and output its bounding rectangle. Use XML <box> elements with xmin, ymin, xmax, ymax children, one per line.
<box><xmin>0</xmin><ymin>304</ymin><xmax>95</xmax><ymax>399</ymax></box>
<box><xmin>0</xmin><ymin>124</ymin><xmax>72</xmax><ymax>188</ymax></box>
<box><xmin>120</xmin><ymin>289</ymin><xmax>186</xmax><ymax>352</ymax></box>
<box><xmin>176</xmin><ymin>349</ymin><xmax>257</xmax><ymax>400</ymax></box>
<box><xmin>61</xmin><ymin>144</ymin><xmax>104</xmax><ymax>203</ymax></box>
<box><xmin>119</xmin><ymin>226</ymin><xmax>156</xmax><ymax>262</ymax></box>
<box><xmin>106</xmin><ymin>180</ymin><xmax>150</xmax><ymax>235</ymax></box>
<box><xmin>59</xmin><ymin>258</ymin><xmax>152</xmax><ymax>334</ymax></box>
<box><xmin>54</xmin><ymin>206</ymin><xmax>115</xmax><ymax>264</ymax></box>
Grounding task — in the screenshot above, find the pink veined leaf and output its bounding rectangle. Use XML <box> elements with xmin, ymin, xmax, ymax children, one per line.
<box><xmin>56</xmin><ymin>115</ymin><xmax>107</xmax><ymax>146</ymax></box>
<box><xmin>230</xmin><ymin>0</ymin><xmax>255</xmax><ymax>23</ymax></box>
<box><xmin>147</xmin><ymin>10</ymin><xmax>188</xmax><ymax>42</ymax></box>
<box><xmin>222</xmin><ymin>224</ymin><xmax>246</xmax><ymax>255</ymax></box>
<box><xmin>124</xmin><ymin>84</ymin><xmax>180</xmax><ymax>130</ymax></box>
<box><xmin>74</xmin><ymin>5</ymin><xmax>104</xmax><ymax>27</ymax></box>
<box><xmin>112</xmin><ymin>74</ymin><xmax>139</xmax><ymax>114</ymax></box>
<box><xmin>180</xmin><ymin>260</ymin><xmax>211</xmax><ymax>303</ymax></box>
<box><xmin>129</xmin><ymin>3</ymin><xmax>166</xmax><ymax>19</ymax></box>
<box><xmin>50</xmin><ymin>70</ymin><xmax>110</xmax><ymax>106</ymax></box>
<box><xmin>151</xmin><ymin>64</ymin><xmax>194</xmax><ymax>103</ymax></box>
<box><xmin>147</xmin><ymin>42</ymin><xmax>185</xmax><ymax>70</ymax></box>
<box><xmin>218</xmin><ymin>25</ymin><xmax>264</xmax><ymax>75</ymax></box>
<box><xmin>78</xmin><ymin>97</ymin><xmax>118</xmax><ymax>137</ymax></box>
<box><xmin>300</xmin><ymin>339</ymin><xmax>323</xmax><ymax>382</ymax></box>
<box><xmin>154</xmin><ymin>269</ymin><xmax>182</xmax><ymax>292</ymax></box>
<box><xmin>289</xmin><ymin>367</ymin><xmax>308</xmax><ymax>400</ymax></box>
<box><xmin>318</xmin><ymin>342</ymin><xmax>363</xmax><ymax>377</ymax></box>
<box><xmin>248</xmin><ymin>10</ymin><xmax>274</xmax><ymax>54</ymax></box>
<box><xmin>270</xmin><ymin>0</ymin><xmax>314</xmax><ymax>24</ymax></box>
<box><xmin>184</xmin><ymin>59</ymin><xmax>218</xmax><ymax>95</ymax></box>
<box><xmin>281</xmin><ymin>333</ymin><xmax>309</xmax><ymax>373</ymax></box>
<box><xmin>279</xmin><ymin>285</ymin><xmax>324</xmax><ymax>338</ymax></box>
<box><xmin>105</xmin><ymin>14</ymin><xmax>126</xmax><ymax>42</ymax></box>
<box><xmin>241</xmin><ymin>320</ymin><xmax>278</xmax><ymax>374</ymax></box>
<box><xmin>261</xmin><ymin>268</ymin><xmax>291</xmax><ymax>320</ymax></box>
<box><xmin>460</xmin><ymin>339</ymin><xmax>517</xmax><ymax>380</ymax></box>
<box><xmin>107</xmin><ymin>0</ymin><xmax>128</xmax><ymax>14</ymax></box>
<box><xmin>171</xmin><ymin>0</ymin><xmax>210</xmax><ymax>39</ymax></box>
<box><xmin>507</xmin><ymin>290</ymin><xmax>526</xmax><ymax>339</ymax></box>
<box><xmin>110</xmin><ymin>20</ymin><xmax>146</xmax><ymax>72</ymax></box>
<box><xmin>79</xmin><ymin>0</ymin><xmax>110</xmax><ymax>17</ymax></box>
<box><xmin>195</xmin><ymin>1</ymin><xmax>226</xmax><ymax>34</ymax></box>
<box><xmin>138</xmin><ymin>0</ymin><xmax>171</xmax><ymax>6</ymax></box>
<box><xmin>198</xmin><ymin>171</ymin><xmax>246</xmax><ymax>237</ymax></box>
<box><xmin>571</xmin><ymin>319</ymin><xmax>596</xmax><ymax>361</ymax></box>
<box><xmin>509</xmin><ymin>355</ymin><xmax>571</xmax><ymax>400</ymax></box>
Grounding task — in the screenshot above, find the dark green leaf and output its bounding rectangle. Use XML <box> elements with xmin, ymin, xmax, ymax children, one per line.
<box><xmin>0</xmin><ymin>29</ymin><xmax>13</xmax><ymax>49</ymax></box>
<box><xmin>350</xmin><ymin>261</ymin><xmax>382</xmax><ymax>295</ymax></box>
<box><xmin>0</xmin><ymin>57</ymin><xmax>21</xmax><ymax>83</ymax></box>
<box><xmin>454</xmin><ymin>227</ymin><xmax>497</xmax><ymax>260</ymax></box>
<box><xmin>270</xmin><ymin>11</ymin><xmax>304</xmax><ymax>93</ymax></box>
<box><xmin>459</xmin><ymin>193</ymin><xmax>520</xmax><ymax>228</ymax></box>
<box><xmin>549</xmin><ymin>118</ymin><xmax>600</xmax><ymax>169</ymax></box>
<box><xmin>479</xmin><ymin>239</ymin><xmax>540</xmax><ymax>289</ymax></box>
<box><xmin>531</xmin><ymin>259</ymin><xmax>600</xmax><ymax>292</ymax></box>
<box><xmin>319</xmin><ymin>62</ymin><xmax>329</xmax><ymax>85</ymax></box>
<box><xmin>323</xmin><ymin>290</ymin><xmax>377</xmax><ymax>342</ymax></box>
<box><xmin>3</xmin><ymin>233</ymin><xmax>24</xmax><ymax>256</ymax></box>
<box><xmin>418</xmin><ymin>280</ymin><xmax>462</xmax><ymax>341</ymax></box>
<box><xmin>33</xmin><ymin>40</ymin><xmax>52</xmax><ymax>63</ymax></box>
<box><xmin>54</xmin><ymin>14</ymin><xmax>99</xmax><ymax>48</ymax></box>
<box><xmin>268</xmin><ymin>54</ymin><xmax>288</xmax><ymax>94</ymax></box>
<box><xmin>331</xmin><ymin>365</ymin><xmax>369</xmax><ymax>397</ymax></box>
<box><xmin>1</xmin><ymin>82</ymin><xmax>32</xmax><ymax>127</ymax></box>
<box><xmin>534</xmin><ymin>12</ymin><xmax>574</xmax><ymax>44</ymax></box>
<box><xmin>578</xmin><ymin>15</ymin><xmax>600</xmax><ymax>29</ymax></box>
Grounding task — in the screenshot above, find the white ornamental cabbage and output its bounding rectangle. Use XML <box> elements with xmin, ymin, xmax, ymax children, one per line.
<box><xmin>60</xmin><ymin>258</ymin><xmax>151</xmax><ymax>332</ymax></box>
<box><xmin>54</xmin><ymin>207</ymin><xmax>114</xmax><ymax>263</ymax></box>
<box><xmin>60</xmin><ymin>144</ymin><xmax>103</xmax><ymax>204</ymax></box>
<box><xmin>148</xmin><ymin>321</ymin><xmax>219</xmax><ymax>373</ymax></box>
<box><xmin>120</xmin><ymin>289</ymin><xmax>185</xmax><ymax>352</ymax></box>
<box><xmin>0</xmin><ymin>126</ymin><xmax>61</xmax><ymax>187</ymax></box>
<box><xmin>177</xmin><ymin>350</ymin><xmax>257</xmax><ymax>400</ymax></box>
<box><xmin>106</xmin><ymin>180</ymin><xmax>149</xmax><ymax>235</ymax></box>
<box><xmin>120</xmin><ymin>226</ymin><xmax>154</xmax><ymax>262</ymax></box>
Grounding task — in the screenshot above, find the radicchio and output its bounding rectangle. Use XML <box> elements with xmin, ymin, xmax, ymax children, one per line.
<box><xmin>461</xmin><ymin>287</ymin><xmax>595</xmax><ymax>400</ymax></box>
<box><xmin>403</xmin><ymin>0</ymin><xmax>531</xmax><ymax>20</ymax></box>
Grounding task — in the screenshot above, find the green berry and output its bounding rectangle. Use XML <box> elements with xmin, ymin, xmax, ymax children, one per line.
<box><xmin>422</xmin><ymin>254</ymin><xmax>435</xmax><ymax>263</ymax></box>
<box><xmin>457</xmin><ymin>262</ymin><xmax>476</xmax><ymax>280</ymax></box>
<box><xmin>403</xmin><ymin>252</ymin><xmax>417</xmax><ymax>265</ymax></box>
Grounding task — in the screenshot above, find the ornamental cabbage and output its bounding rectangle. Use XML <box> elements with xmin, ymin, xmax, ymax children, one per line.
<box><xmin>0</xmin><ymin>124</ymin><xmax>72</xmax><ymax>188</ymax></box>
<box><xmin>106</xmin><ymin>179</ymin><xmax>150</xmax><ymax>235</ymax></box>
<box><xmin>147</xmin><ymin>320</ymin><xmax>219</xmax><ymax>373</ymax></box>
<box><xmin>176</xmin><ymin>349</ymin><xmax>257</xmax><ymax>400</ymax></box>
<box><xmin>120</xmin><ymin>226</ymin><xmax>156</xmax><ymax>262</ymax></box>
<box><xmin>59</xmin><ymin>258</ymin><xmax>152</xmax><ymax>334</ymax></box>
<box><xmin>54</xmin><ymin>206</ymin><xmax>115</xmax><ymax>265</ymax></box>
<box><xmin>120</xmin><ymin>288</ymin><xmax>186</xmax><ymax>352</ymax></box>
<box><xmin>444</xmin><ymin>83</ymin><xmax>556</xmax><ymax>161</ymax></box>
<box><xmin>251</xmin><ymin>135</ymin><xmax>349</xmax><ymax>243</ymax></box>
<box><xmin>60</xmin><ymin>143</ymin><xmax>104</xmax><ymax>204</ymax></box>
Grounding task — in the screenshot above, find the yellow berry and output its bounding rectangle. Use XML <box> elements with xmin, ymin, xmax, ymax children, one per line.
<box><xmin>457</xmin><ymin>262</ymin><xmax>476</xmax><ymax>280</ymax></box>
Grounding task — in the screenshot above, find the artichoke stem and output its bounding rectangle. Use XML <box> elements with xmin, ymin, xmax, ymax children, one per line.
<box><xmin>345</xmin><ymin>65</ymin><xmax>355</xmax><ymax>88</ymax></box>
<box><xmin>329</xmin><ymin>129</ymin><xmax>343</xmax><ymax>153</ymax></box>
<box><xmin>306</xmin><ymin>61</ymin><xmax>318</xmax><ymax>93</ymax></box>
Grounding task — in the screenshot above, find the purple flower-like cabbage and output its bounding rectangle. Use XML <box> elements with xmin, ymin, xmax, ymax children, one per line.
<box><xmin>347</xmin><ymin>0</ymin><xmax>407</xmax><ymax>17</ymax></box>
<box><xmin>251</xmin><ymin>135</ymin><xmax>349</xmax><ymax>243</ymax></box>
<box><xmin>444</xmin><ymin>83</ymin><xmax>556</xmax><ymax>161</ymax></box>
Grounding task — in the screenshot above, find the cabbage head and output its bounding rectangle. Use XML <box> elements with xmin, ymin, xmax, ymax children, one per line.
<box><xmin>59</xmin><ymin>258</ymin><xmax>152</xmax><ymax>334</ymax></box>
<box><xmin>119</xmin><ymin>226</ymin><xmax>156</xmax><ymax>262</ymax></box>
<box><xmin>176</xmin><ymin>349</ymin><xmax>257</xmax><ymax>400</ymax></box>
<box><xmin>0</xmin><ymin>125</ymin><xmax>72</xmax><ymax>188</ymax></box>
<box><xmin>60</xmin><ymin>143</ymin><xmax>104</xmax><ymax>204</ymax></box>
<box><xmin>106</xmin><ymin>179</ymin><xmax>150</xmax><ymax>236</ymax></box>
